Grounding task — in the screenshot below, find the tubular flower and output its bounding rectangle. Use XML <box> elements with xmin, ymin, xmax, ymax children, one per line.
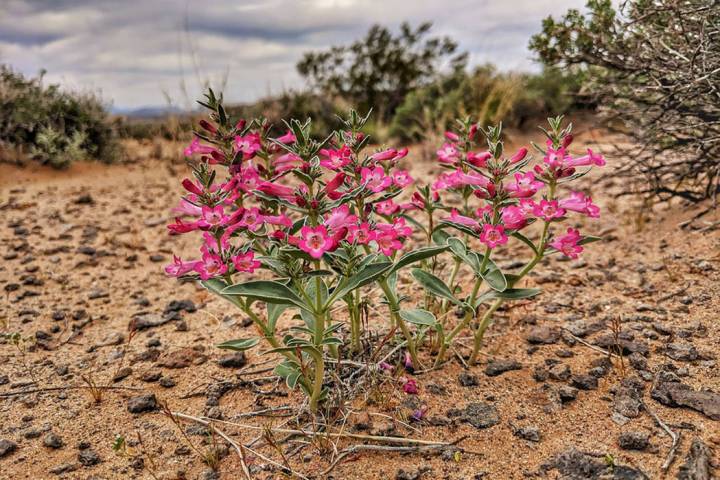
<box><xmin>275</xmin><ymin>130</ymin><xmax>296</xmax><ymax>144</ymax></box>
<box><xmin>184</xmin><ymin>137</ymin><xmax>218</xmax><ymax>157</ymax></box>
<box><xmin>444</xmin><ymin>209</ymin><xmax>480</xmax><ymax>231</ymax></box>
<box><xmin>234</xmin><ymin>133</ymin><xmax>261</xmax><ymax>158</ymax></box>
<box><xmin>323</xmin><ymin>172</ymin><xmax>346</xmax><ymax>199</ymax></box>
<box><xmin>297</xmin><ymin>226</ymin><xmax>334</xmax><ymax>259</ymax></box>
<box><xmin>165</xmin><ymin>255</ymin><xmax>199</xmax><ymax>277</ymax></box>
<box><xmin>392</xmin><ymin>170</ymin><xmax>414</xmax><ymax>187</ymax></box>
<box><xmin>238</xmin><ymin>207</ymin><xmax>265</xmax><ymax>232</ymax></box>
<box><xmin>533</xmin><ymin>199</ymin><xmax>566</xmax><ymax>221</ymax></box>
<box><xmin>257</xmin><ymin>181</ymin><xmax>296</xmax><ymax>202</ymax></box>
<box><xmin>319</xmin><ymin>145</ymin><xmax>352</xmax><ymax>170</ymax></box>
<box><xmin>200</xmin><ymin>205</ymin><xmax>229</xmax><ymax>228</ymax></box>
<box><xmin>479</xmin><ymin>224</ymin><xmax>508</xmax><ymax>248</ymax></box>
<box><xmin>273</xmin><ymin>153</ymin><xmax>305</xmax><ymax>173</ymax></box>
<box><xmin>566</xmin><ymin>149</ymin><xmax>606</xmax><ymax>168</ymax></box>
<box><xmin>347</xmin><ymin>222</ymin><xmax>375</xmax><ymax>245</ymax></box>
<box><xmin>323</xmin><ymin>205</ymin><xmax>358</xmax><ymax>231</ymax></box>
<box><xmin>559</xmin><ymin>191</ymin><xmax>600</xmax><ymax>218</ymax></box>
<box><xmin>506</xmin><ymin>172</ymin><xmax>543</xmax><ymax>198</ymax></box>
<box><xmin>550</xmin><ymin>228</ymin><xmax>583</xmax><ymax>259</ymax></box>
<box><xmin>509</xmin><ymin>147</ymin><xmax>528</xmax><ymax>164</ymax></box>
<box><xmin>437</xmin><ymin>143</ymin><xmax>460</xmax><ymax>164</ymax></box>
<box><xmin>375</xmin><ymin>199</ymin><xmax>401</xmax><ymax>216</ymax></box>
<box><xmin>232</xmin><ymin>252</ymin><xmax>261</xmax><ymax>273</ymax></box>
<box><xmin>361</xmin><ymin>166</ymin><xmax>393</xmax><ymax>193</ymax></box>
<box><xmin>467</xmin><ymin>151</ymin><xmax>492</xmax><ymax>168</ymax></box>
<box><xmin>194</xmin><ymin>252</ymin><xmax>227</xmax><ymax>280</ymax></box>
<box><xmin>374</xmin><ymin>230</ymin><xmax>403</xmax><ymax>256</ymax></box>
<box><xmin>501</xmin><ymin>205</ymin><xmax>528</xmax><ymax>230</ymax></box>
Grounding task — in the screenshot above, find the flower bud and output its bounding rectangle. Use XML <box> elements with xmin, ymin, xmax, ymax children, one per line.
<box><xmin>199</xmin><ymin>119</ymin><xmax>217</xmax><ymax>134</ymax></box>
<box><xmin>509</xmin><ymin>147</ymin><xmax>528</xmax><ymax>164</ymax></box>
<box><xmin>562</xmin><ymin>134</ymin><xmax>574</xmax><ymax>148</ymax></box>
<box><xmin>444</xmin><ymin>131</ymin><xmax>460</xmax><ymax>142</ymax></box>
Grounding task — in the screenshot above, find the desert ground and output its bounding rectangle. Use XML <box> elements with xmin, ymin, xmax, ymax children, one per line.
<box><xmin>1</xmin><ymin>127</ymin><xmax>719</xmax><ymax>480</ymax></box>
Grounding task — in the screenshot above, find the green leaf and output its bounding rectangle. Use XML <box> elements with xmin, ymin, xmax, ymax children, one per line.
<box><xmin>388</xmin><ymin>245</ymin><xmax>448</xmax><ymax>275</ymax></box>
<box><xmin>216</xmin><ymin>338</ymin><xmax>259</xmax><ymax>351</ymax></box>
<box><xmin>578</xmin><ymin>235</ymin><xmax>602</xmax><ymax>245</ymax></box>
<box><xmin>481</xmin><ymin>259</ymin><xmax>507</xmax><ymax>292</ymax></box>
<box><xmin>410</xmin><ymin>268</ymin><xmax>463</xmax><ymax>306</ymax></box>
<box><xmin>201</xmin><ymin>279</ymin><xmax>242</xmax><ymax>307</ymax></box>
<box><xmin>475</xmin><ymin>287</ymin><xmax>542</xmax><ymax>306</ymax></box>
<box><xmin>267</xmin><ymin>303</ymin><xmax>288</xmax><ymax>333</ymax></box>
<box><xmin>399</xmin><ymin>308</ymin><xmax>437</xmax><ymax>327</ymax></box>
<box><xmin>326</xmin><ymin>262</ymin><xmax>392</xmax><ymax>308</ymax></box>
<box><xmin>222</xmin><ymin>280</ymin><xmax>308</xmax><ymax>310</ymax></box>
<box><xmin>447</xmin><ymin>237</ymin><xmax>481</xmax><ymax>272</ymax></box>
<box><xmin>432</xmin><ymin>228</ymin><xmax>451</xmax><ymax>245</ymax></box>
<box><xmin>438</xmin><ymin>220</ymin><xmax>480</xmax><ymax>238</ymax></box>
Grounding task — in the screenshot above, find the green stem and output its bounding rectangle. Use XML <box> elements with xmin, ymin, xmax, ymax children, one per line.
<box><xmin>306</xmin><ymin>347</ymin><xmax>325</xmax><ymax>413</ymax></box>
<box><xmin>378</xmin><ymin>279</ymin><xmax>420</xmax><ymax>367</ymax></box>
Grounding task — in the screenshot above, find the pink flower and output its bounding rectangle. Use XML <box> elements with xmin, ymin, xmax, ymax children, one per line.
<box><xmin>566</xmin><ymin>148</ymin><xmax>606</xmax><ymax>168</ymax></box>
<box><xmin>275</xmin><ymin>129</ymin><xmax>296</xmax><ymax>144</ymax></box>
<box><xmin>401</xmin><ymin>378</ymin><xmax>418</xmax><ymax>395</ymax></box>
<box><xmin>392</xmin><ymin>170</ymin><xmax>413</xmax><ymax>187</ymax></box>
<box><xmin>273</xmin><ymin>153</ymin><xmax>305</xmax><ymax>173</ymax></box>
<box><xmin>361</xmin><ymin>166</ymin><xmax>393</xmax><ymax>193</ymax></box>
<box><xmin>238</xmin><ymin>207</ymin><xmax>264</xmax><ymax>232</ymax></box>
<box><xmin>182</xmin><ymin>178</ymin><xmax>205</xmax><ymax>196</ymax></box>
<box><xmin>376</xmin><ymin>217</ymin><xmax>412</xmax><ymax>237</ymax></box>
<box><xmin>533</xmin><ymin>200</ymin><xmax>566</xmax><ymax>221</ymax></box>
<box><xmin>518</xmin><ymin>198</ymin><xmax>536</xmax><ymax>216</ymax></box>
<box><xmin>467</xmin><ymin>151</ymin><xmax>492</xmax><ymax>168</ymax></box>
<box><xmin>319</xmin><ymin>145</ymin><xmax>352</xmax><ymax>170</ymax></box>
<box><xmin>375</xmin><ymin>199</ymin><xmax>400</xmax><ymax>216</ymax></box>
<box><xmin>264</xmin><ymin>214</ymin><xmax>293</xmax><ymax>229</ymax></box>
<box><xmin>298</xmin><ymin>226</ymin><xmax>334</xmax><ymax>259</ymax></box>
<box><xmin>184</xmin><ymin>137</ymin><xmax>218</xmax><ymax>157</ymax></box>
<box><xmin>411</xmin><ymin>406</ymin><xmax>427</xmax><ymax>422</ymax></box>
<box><xmin>432</xmin><ymin>169</ymin><xmax>491</xmax><ymax>191</ymax></box>
<box><xmin>479</xmin><ymin>224</ymin><xmax>508</xmax><ymax>248</ymax></box>
<box><xmin>444</xmin><ymin>209</ymin><xmax>480</xmax><ymax>230</ymax></box>
<box><xmin>475</xmin><ymin>204</ymin><xmax>493</xmax><ymax>218</ymax></box>
<box><xmin>200</xmin><ymin>205</ymin><xmax>229</xmax><ymax>228</ymax></box>
<box><xmin>165</xmin><ymin>255</ymin><xmax>199</xmax><ymax>277</ymax></box>
<box><xmin>543</xmin><ymin>146</ymin><xmax>570</xmax><ymax>169</ymax></box>
<box><xmin>323</xmin><ymin>172</ymin><xmax>346</xmax><ymax>199</ymax></box>
<box><xmin>371</xmin><ymin>148</ymin><xmax>399</xmax><ymax>161</ymax></box>
<box><xmin>506</xmin><ymin>172</ymin><xmax>543</xmax><ymax>198</ymax></box>
<box><xmin>257</xmin><ymin>181</ymin><xmax>296</xmax><ymax>202</ymax></box>
<box><xmin>559</xmin><ymin>191</ymin><xmax>600</xmax><ymax>218</ymax></box>
<box><xmin>550</xmin><ymin>227</ymin><xmax>583</xmax><ymax>259</ymax></box>
<box><xmin>374</xmin><ymin>230</ymin><xmax>403</xmax><ymax>256</ymax></box>
<box><xmin>194</xmin><ymin>252</ymin><xmax>227</xmax><ymax>280</ymax></box>
<box><xmin>324</xmin><ymin>205</ymin><xmax>357</xmax><ymax>231</ymax></box>
<box><xmin>437</xmin><ymin>143</ymin><xmax>460</xmax><ymax>164</ymax></box>
<box><xmin>378</xmin><ymin>361</ymin><xmax>394</xmax><ymax>372</ymax></box>
<box><xmin>234</xmin><ymin>133</ymin><xmax>262</xmax><ymax>159</ymax></box>
<box><xmin>501</xmin><ymin>206</ymin><xmax>528</xmax><ymax>230</ymax></box>
<box><xmin>172</xmin><ymin>198</ymin><xmax>203</xmax><ymax>217</ymax></box>
<box><xmin>347</xmin><ymin>222</ymin><xmax>376</xmax><ymax>245</ymax></box>
<box><xmin>232</xmin><ymin>252</ymin><xmax>261</xmax><ymax>273</ymax></box>
<box><xmin>509</xmin><ymin>147</ymin><xmax>528</xmax><ymax>164</ymax></box>
<box><xmin>444</xmin><ymin>131</ymin><xmax>460</xmax><ymax>142</ymax></box>
<box><xmin>167</xmin><ymin>217</ymin><xmax>202</xmax><ymax>235</ymax></box>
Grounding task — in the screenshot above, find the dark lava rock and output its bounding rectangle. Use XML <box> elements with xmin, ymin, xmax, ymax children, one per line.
<box><xmin>0</xmin><ymin>439</ymin><xmax>17</xmax><ymax>457</ymax></box>
<box><xmin>127</xmin><ymin>394</ymin><xmax>158</xmax><ymax>414</ymax></box>
<box><xmin>677</xmin><ymin>437</ymin><xmax>714</xmax><ymax>480</ymax></box>
<box><xmin>549</xmin><ymin>364</ymin><xmax>572</xmax><ymax>381</ymax></box>
<box><xmin>526</xmin><ymin>326</ymin><xmax>559</xmax><ymax>344</ymax></box>
<box><xmin>665</xmin><ymin>343</ymin><xmax>700</xmax><ymax>362</ymax></box>
<box><xmin>571</xmin><ymin>374</ymin><xmax>598</xmax><ymax>391</ymax></box>
<box><xmin>652</xmin><ymin>379</ymin><xmax>720</xmax><ymax>420</ymax></box>
<box><xmin>618</xmin><ymin>431</ymin><xmax>650</xmax><ymax>451</ymax></box>
<box><xmin>547</xmin><ymin>448</ymin><xmax>649</xmax><ymax>479</ymax></box>
<box><xmin>463</xmin><ymin>403</ymin><xmax>500</xmax><ymax>429</ymax></box>
<box><xmin>458</xmin><ymin>372</ymin><xmax>479</xmax><ymax>386</ymax></box>
<box><xmin>613</xmin><ymin>377</ymin><xmax>644</xmax><ymax>420</ymax></box>
<box><xmin>159</xmin><ymin>377</ymin><xmax>176</xmax><ymax>388</ymax></box>
<box><xmin>43</xmin><ymin>433</ymin><xmax>64</xmax><ymax>449</ymax></box>
<box><xmin>157</xmin><ymin>348</ymin><xmax>206</xmax><ymax>369</ymax></box>
<box><xmin>49</xmin><ymin>463</ymin><xmax>79</xmax><ymax>475</ymax></box>
<box><xmin>78</xmin><ymin>449</ymin><xmax>101</xmax><ymax>466</ymax></box>
<box><xmin>164</xmin><ymin>299</ymin><xmax>196</xmax><ymax>314</ymax></box>
<box><xmin>594</xmin><ymin>335</ymin><xmax>649</xmax><ymax>356</ymax></box>
<box><xmin>217</xmin><ymin>352</ymin><xmax>247</xmax><ymax>369</ymax></box>
<box><xmin>112</xmin><ymin>367</ymin><xmax>132</xmax><ymax>382</ymax></box>
<box><xmin>558</xmin><ymin>386</ymin><xmax>578</xmax><ymax>402</ymax></box>
<box><xmin>129</xmin><ymin>313</ymin><xmax>173</xmax><ymax>331</ymax></box>
<box><xmin>484</xmin><ymin>359</ymin><xmax>522</xmax><ymax>377</ymax></box>
<box><xmin>514</xmin><ymin>426</ymin><xmax>541</xmax><ymax>442</ymax></box>
<box><xmin>75</xmin><ymin>194</ymin><xmax>94</xmax><ymax>204</ymax></box>
<box><xmin>628</xmin><ymin>352</ymin><xmax>648</xmax><ymax>371</ymax></box>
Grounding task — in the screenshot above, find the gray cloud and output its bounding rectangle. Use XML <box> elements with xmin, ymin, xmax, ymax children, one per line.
<box><xmin>0</xmin><ymin>0</ymin><xmax>586</xmax><ymax>109</ymax></box>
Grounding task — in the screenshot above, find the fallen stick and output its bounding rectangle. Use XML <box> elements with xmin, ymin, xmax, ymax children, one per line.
<box><xmin>642</xmin><ymin>401</ymin><xmax>681</xmax><ymax>472</ymax></box>
<box><xmin>0</xmin><ymin>385</ymin><xmax>142</xmax><ymax>398</ymax></box>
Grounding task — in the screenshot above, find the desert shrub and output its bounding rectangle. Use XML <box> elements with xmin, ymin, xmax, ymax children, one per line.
<box><xmin>0</xmin><ymin>65</ymin><xmax>120</xmax><ymax>167</ymax></box>
<box><xmin>530</xmin><ymin>0</ymin><xmax>720</xmax><ymax>201</ymax></box>
<box><xmin>297</xmin><ymin>22</ymin><xmax>467</xmax><ymax>122</ymax></box>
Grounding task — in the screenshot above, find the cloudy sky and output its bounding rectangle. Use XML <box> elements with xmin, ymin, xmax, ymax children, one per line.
<box><xmin>1</xmin><ymin>0</ymin><xmax>585</xmax><ymax>110</ymax></box>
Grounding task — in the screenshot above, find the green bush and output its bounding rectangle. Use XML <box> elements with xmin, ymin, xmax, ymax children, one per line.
<box><xmin>0</xmin><ymin>65</ymin><xmax>120</xmax><ymax>167</ymax></box>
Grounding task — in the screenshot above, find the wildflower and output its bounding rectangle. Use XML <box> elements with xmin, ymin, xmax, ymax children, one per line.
<box><xmin>378</xmin><ymin>361</ymin><xmax>394</xmax><ymax>372</ymax></box>
<box><xmin>392</xmin><ymin>170</ymin><xmax>413</xmax><ymax>187</ymax></box>
<box><xmin>565</xmin><ymin>148</ymin><xmax>606</xmax><ymax>168</ymax></box>
<box><xmin>559</xmin><ymin>191</ymin><xmax>600</xmax><ymax>218</ymax></box>
<box><xmin>275</xmin><ymin>129</ymin><xmax>296</xmax><ymax>144</ymax></box>
<box><xmin>323</xmin><ymin>172</ymin><xmax>346</xmax><ymax>199</ymax></box>
<box><xmin>444</xmin><ymin>131</ymin><xmax>460</xmax><ymax>142</ymax></box>
<box><xmin>371</xmin><ymin>148</ymin><xmax>398</xmax><ymax>161</ymax></box>
<box><xmin>444</xmin><ymin>209</ymin><xmax>480</xmax><ymax>231</ymax></box>
<box><xmin>432</xmin><ymin>169</ymin><xmax>490</xmax><ymax>191</ymax></box>
<box><xmin>401</xmin><ymin>377</ymin><xmax>418</xmax><ymax>394</ymax></box>
<box><xmin>437</xmin><ymin>143</ymin><xmax>460</xmax><ymax>164</ymax></box>
<box><xmin>501</xmin><ymin>205</ymin><xmax>528</xmax><ymax>230</ymax></box>
<box><xmin>518</xmin><ymin>198</ymin><xmax>536</xmax><ymax>216</ymax></box>
<box><xmin>257</xmin><ymin>181</ymin><xmax>296</xmax><ymax>202</ymax></box>
<box><xmin>324</xmin><ymin>205</ymin><xmax>358</xmax><ymax>231</ymax></box>
<box><xmin>194</xmin><ymin>252</ymin><xmax>227</xmax><ymax>280</ymax></box>
<box><xmin>184</xmin><ymin>137</ymin><xmax>217</xmax><ymax>157</ymax></box>
<box><xmin>403</xmin><ymin>351</ymin><xmax>413</xmax><ymax>371</ymax></box>
<box><xmin>475</xmin><ymin>204</ymin><xmax>493</xmax><ymax>218</ymax></box>
<box><xmin>164</xmin><ymin>255</ymin><xmax>198</xmax><ymax>277</ymax></box>
<box><xmin>319</xmin><ymin>145</ymin><xmax>352</xmax><ymax>170</ymax></box>
<box><xmin>347</xmin><ymin>222</ymin><xmax>375</xmax><ymax>245</ymax></box>
<box><xmin>298</xmin><ymin>226</ymin><xmax>334</xmax><ymax>259</ymax></box>
<box><xmin>374</xmin><ymin>230</ymin><xmax>403</xmax><ymax>256</ymax></box>
<box><xmin>361</xmin><ymin>166</ymin><xmax>393</xmax><ymax>193</ymax></box>
<box><xmin>509</xmin><ymin>147</ymin><xmax>528</xmax><ymax>164</ymax></box>
<box><xmin>467</xmin><ymin>151</ymin><xmax>492</xmax><ymax>168</ymax></box>
<box><xmin>234</xmin><ymin>133</ymin><xmax>261</xmax><ymax>158</ymax></box>
<box><xmin>533</xmin><ymin>199</ymin><xmax>566</xmax><ymax>221</ymax></box>
<box><xmin>167</xmin><ymin>217</ymin><xmax>202</xmax><ymax>234</ymax></box>
<box><xmin>232</xmin><ymin>251</ymin><xmax>261</xmax><ymax>273</ymax></box>
<box><xmin>550</xmin><ymin>228</ymin><xmax>584</xmax><ymax>258</ymax></box>
<box><xmin>182</xmin><ymin>178</ymin><xmax>205</xmax><ymax>196</ymax></box>
<box><xmin>200</xmin><ymin>205</ymin><xmax>229</xmax><ymax>228</ymax></box>
<box><xmin>506</xmin><ymin>172</ymin><xmax>543</xmax><ymax>198</ymax></box>
<box><xmin>410</xmin><ymin>406</ymin><xmax>428</xmax><ymax>421</ymax></box>
<box><xmin>236</xmin><ymin>166</ymin><xmax>261</xmax><ymax>193</ymax></box>
<box><xmin>238</xmin><ymin>207</ymin><xmax>265</xmax><ymax>232</ymax></box>
<box><xmin>375</xmin><ymin>199</ymin><xmax>400</xmax><ymax>216</ymax></box>
<box><xmin>172</xmin><ymin>198</ymin><xmax>203</xmax><ymax>217</ymax></box>
<box><xmin>479</xmin><ymin>224</ymin><xmax>508</xmax><ymax>248</ymax></box>
<box><xmin>264</xmin><ymin>214</ymin><xmax>293</xmax><ymax>229</ymax></box>
<box><xmin>273</xmin><ymin>153</ymin><xmax>305</xmax><ymax>173</ymax></box>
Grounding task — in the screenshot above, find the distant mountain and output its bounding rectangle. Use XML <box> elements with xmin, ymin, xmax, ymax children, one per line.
<box><xmin>110</xmin><ymin>105</ymin><xmax>189</xmax><ymax>118</ymax></box>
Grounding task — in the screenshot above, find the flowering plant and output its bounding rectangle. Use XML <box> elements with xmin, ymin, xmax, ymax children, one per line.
<box><xmin>166</xmin><ymin>89</ymin><xmax>604</xmax><ymax>412</ymax></box>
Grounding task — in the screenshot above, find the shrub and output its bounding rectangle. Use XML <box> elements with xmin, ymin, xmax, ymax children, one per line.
<box><xmin>164</xmin><ymin>89</ymin><xmax>605</xmax><ymax>413</ymax></box>
<box><xmin>0</xmin><ymin>65</ymin><xmax>120</xmax><ymax>167</ymax></box>
<box><xmin>530</xmin><ymin>0</ymin><xmax>720</xmax><ymax>201</ymax></box>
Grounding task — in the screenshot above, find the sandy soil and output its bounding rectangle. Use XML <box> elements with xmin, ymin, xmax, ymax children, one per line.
<box><xmin>1</xmin><ymin>129</ymin><xmax>719</xmax><ymax>480</ymax></box>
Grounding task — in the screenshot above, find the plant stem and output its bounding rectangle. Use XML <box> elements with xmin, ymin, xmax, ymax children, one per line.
<box><xmin>307</xmin><ymin>347</ymin><xmax>325</xmax><ymax>413</ymax></box>
<box><xmin>378</xmin><ymin>279</ymin><xmax>420</xmax><ymax>367</ymax></box>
